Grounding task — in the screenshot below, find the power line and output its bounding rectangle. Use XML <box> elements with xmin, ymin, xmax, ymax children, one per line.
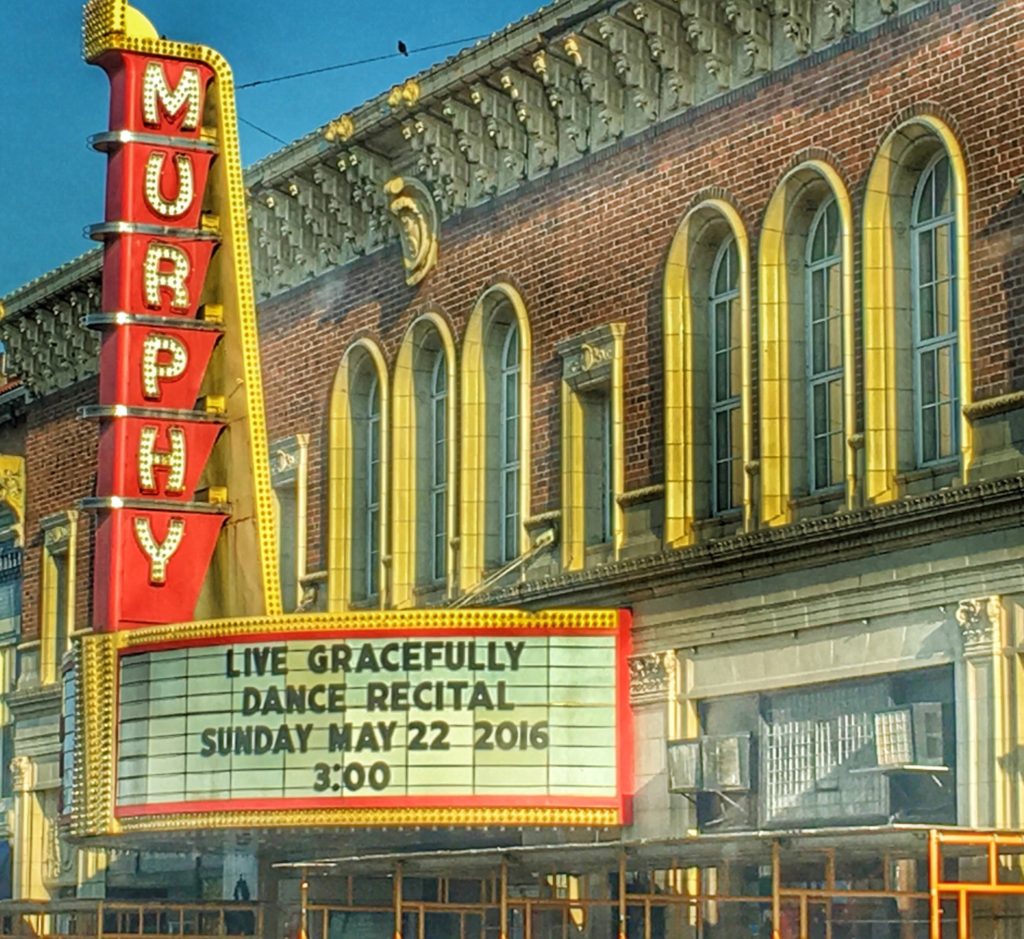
<box><xmin>236</xmin><ymin>34</ymin><xmax>491</xmax><ymax>90</ymax></box>
<box><xmin>238</xmin><ymin>115</ymin><xmax>288</xmax><ymax>145</ymax></box>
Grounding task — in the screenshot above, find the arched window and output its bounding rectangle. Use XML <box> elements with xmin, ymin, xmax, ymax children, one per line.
<box><xmin>663</xmin><ymin>201</ymin><xmax>751</xmax><ymax>545</ymax></box>
<box><xmin>863</xmin><ymin>118</ymin><xmax>970</xmax><ymax>502</ymax></box>
<box><xmin>391</xmin><ymin>317</ymin><xmax>455</xmax><ymax>606</ymax></box>
<box><xmin>429</xmin><ymin>351</ymin><xmax>448</xmax><ymax>582</ymax></box>
<box><xmin>327</xmin><ymin>342</ymin><xmax>388</xmax><ymax>609</ymax></box>
<box><xmin>912</xmin><ymin>153</ymin><xmax>958</xmax><ymax>466</ymax></box>
<box><xmin>499</xmin><ymin>322</ymin><xmax>521</xmax><ymax>564</ymax></box>
<box><xmin>806</xmin><ymin>196</ymin><xmax>844</xmax><ymax>492</ymax></box>
<box><xmin>710</xmin><ymin>236</ymin><xmax>742</xmax><ymax>515</ymax></box>
<box><xmin>461</xmin><ymin>286</ymin><xmax>531</xmax><ymax>591</ymax></box>
<box><xmin>759</xmin><ymin>164</ymin><xmax>853</xmax><ymax>524</ymax></box>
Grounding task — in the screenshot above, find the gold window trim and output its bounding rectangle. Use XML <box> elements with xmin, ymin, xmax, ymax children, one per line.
<box><xmin>40</xmin><ymin>511</ymin><xmax>78</xmax><ymax>686</ymax></box>
<box><xmin>862</xmin><ymin>116</ymin><xmax>973</xmax><ymax>503</ymax></box>
<box><xmin>327</xmin><ymin>340</ymin><xmax>389</xmax><ymax>610</ymax></box>
<box><xmin>556</xmin><ymin>322</ymin><xmax>626</xmax><ymax>571</ymax></box>
<box><xmin>758</xmin><ymin>161</ymin><xmax>857</xmax><ymax>524</ymax></box>
<box><xmin>663</xmin><ymin>200</ymin><xmax>753</xmax><ymax>546</ymax></box>
<box><xmin>391</xmin><ymin>313</ymin><xmax>458</xmax><ymax>608</ymax></box>
<box><xmin>269</xmin><ymin>434</ymin><xmax>309</xmax><ymax>613</ymax></box>
<box><xmin>459</xmin><ymin>284</ymin><xmax>532</xmax><ymax>593</ymax></box>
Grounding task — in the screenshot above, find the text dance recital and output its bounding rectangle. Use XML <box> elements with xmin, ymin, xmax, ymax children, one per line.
<box><xmin>197</xmin><ymin>640</ymin><xmax>550</xmax><ymax>793</ymax></box>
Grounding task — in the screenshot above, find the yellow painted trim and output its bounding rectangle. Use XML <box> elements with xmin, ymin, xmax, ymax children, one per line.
<box><xmin>118</xmin><ymin>807</ymin><xmax>621</xmax><ymax>832</ymax></box>
<box><xmin>559</xmin><ymin>324</ymin><xmax>626</xmax><ymax>571</ymax></box>
<box><xmin>391</xmin><ymin>314</ymin><xmax>458</xmax><ymax>608</ymax></box>
<box><xmin>270</xmin><ymin>434</ymin><xmax>309</xmax><ymax>612</ymax></box>
<box><xmin>327</xmin><ymin>340</ymin><xmax>389</xmax><ymax>610</ymax></box>
<box><xmin>758</xmin><ymin>162</ymin><xmax>856</xmax><ymax>524</ymax></box>
<box><xmin>0</xmin><ymin>455</ymin><xmax>25</xmax><ymax>533</ymax></box>
<box><xmin>560</xmin><ymin>380</ymin><xmax>583</xmax><ymax>571</ymax></box>
<box><xmin>863</xmin><ymin>116</ymin><xmax>971</xmax><ymax>502</ymax></box>
<box><xmin>83</xmin><ymin>0</ymin><xmax>281</xmax><ymax>617</ymax></box>
<box><xmin>459</xmin><ymin>284</ymin><xmax>532</xmax><ymax>592</ymax></box>
<box><xmin>663</xmin><ymin>200</ymin><xmax>751</xmax><ymax>544</ymax></box>
<box><xmin>73</xmin><ymin>631</ymin><xmax>120</xmax><ymax>839</ymax></box>
<box><xmin>40</xmin><ymin>512</ymin><xmax>78</xmax><ymax>686</ymax></box>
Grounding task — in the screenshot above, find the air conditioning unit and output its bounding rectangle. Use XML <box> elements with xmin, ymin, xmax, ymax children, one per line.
<box><xmin>874</xmin><ymin>703</ymin><xmax>946</xmax><ymax>770</ymax></box>
<box><xmin>702</xmin><ymin>734</ymin><xmax>752</xmax><ymax>791</ymax></box>
<box><xmin>666</xmin><ymin>739</ymin><xmax>701</xmax><ymax>793</ymax></box>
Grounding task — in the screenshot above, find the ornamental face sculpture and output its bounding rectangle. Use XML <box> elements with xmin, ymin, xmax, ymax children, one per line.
<box><xmin>385</xmin><ymin>176</ymin><xmax>438</xmax><ymax>286</ymax></box>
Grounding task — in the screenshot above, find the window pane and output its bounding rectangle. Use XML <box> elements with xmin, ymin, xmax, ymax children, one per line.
<box><xmin>920</xmin><ymin>349</ymin><xmax>937</xmax><ymax>406</ymax></box>
<box><xmin>934</xmin><ymin>156</ymin><xmax>951</xmax><ymax>216</ymax></box>
<box><xmin>918</xmin><ymin>285</ymin><xmax>936</xmax><ymax>342</ymax></box>
<box><xmin>921</xmin><ymin>408</ymin><xmax>937</xmax><ymax>464</ymax></box>
<box><xmin>812</xmin><ymin>315</ymin><xmax>827</xmax><ymax>376</ymax></box>
<box><xmin>729</xmin><ymin>407</ymin><xmax>743</xmax><ymax>508</ymax></box>
<box><xmin>829</xmin><ymin>425</ymin><xmax>844</xmax><ymax>488</ymax></box>
<box><xmin>828</xmin><ymin>306</ymin><xmax>842</xmax><ymax>371</ymax></box>
<box><xmin>916</xmin><ymin>171</ymin><xmax>934</xmax><ymax>224</ymax></box>
<box><xmin>812</xmin><ymin>382</ymin><xmax>829</xmax><ymax>436</ymax></box>
<box><xmin>825</xmin><ymin>200</ymin><xmax>840</xmax><ymax>255</ymax></box>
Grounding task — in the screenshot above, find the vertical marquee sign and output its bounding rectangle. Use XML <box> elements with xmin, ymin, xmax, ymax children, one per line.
<box><xmin>81</xmin><ymin>0</ymin><xmax>280</xmax><ymax>629</ymax></box>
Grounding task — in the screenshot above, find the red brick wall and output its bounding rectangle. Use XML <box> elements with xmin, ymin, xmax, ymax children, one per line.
<box><xmin>258</xmin><ymin>0</ymin><xmax>1024</xmax><ymax>572</ymax></box>
<box><xmin>21</xmin><ymin>380</ymin><xmax>97</xmax><ymax>641</ymax></box>
<box><xmin>16</xmin><ymin>0</ymin><xmax>1024</xmax><ymax>610</ymax></box>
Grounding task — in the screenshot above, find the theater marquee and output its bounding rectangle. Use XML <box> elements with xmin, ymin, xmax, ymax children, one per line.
<box><xmin>71</xmin><ymin>609</ymin><xmax>632</xmax><ymax>835</ymax></box>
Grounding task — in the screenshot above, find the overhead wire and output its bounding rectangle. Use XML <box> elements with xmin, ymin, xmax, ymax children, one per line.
<box><xmin>236</xmin><ymin>33</ymin><xmax>492</xmax><ymax>90</ymax></box>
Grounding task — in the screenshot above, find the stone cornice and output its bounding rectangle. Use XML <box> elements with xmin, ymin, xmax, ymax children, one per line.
<box><xmin>0</xmin><ymin>0</ymin><xmax>940</xmax><ymax>399</ymax></box>
<box><xmin>963</xmin><ymin>391</ymin><xmax>1024</xmax><ymax>420</ymax></box>
<box><xmin>481</xmin><ymin>474</ymin><xmax>1024</xmax><ymax>607</ymax></box>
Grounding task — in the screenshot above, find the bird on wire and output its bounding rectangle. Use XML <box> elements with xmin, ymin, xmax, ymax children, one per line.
<box><xmin>397</xmin><ymin>40</ymin><xmax>409</xmax><ymax>56</ymax></box>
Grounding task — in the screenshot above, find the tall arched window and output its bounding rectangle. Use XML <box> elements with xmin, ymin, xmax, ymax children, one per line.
<box><xmin>391</xmin><ymin>317</ymin><xmax>456</xmax><ymax>607</ymax></box>
<box><xmin>710</xmin><ymin>236</ymin><xmax>742</xmax><ymax>515</ymax></box>
<box><xmin>461</xmin><ymin>286</ymin><xmax>531</xmax><ymax>591</ymax></box>
<box><xmin>664</xmin><ymin>201</ymin><xmax>751</xmax><ymax>544</ymax></box>
<box><xmin>429</xmin><ymin>351</ymin><xmax>448</xmax><ymax>582</ymax></box>
<box><xmin>806</xmin><ymin>196</ymin><xmax>843</xmax><ymax>492</ymax></box>
<box><xmin>327</xmin><ymin>341</ymin><xmax>388</xmax><ymax>609</ymax></box>
<box><xmin>500</xmin><ymin>322</ymin><xmax>521</xmax><ymax>564</ymax></box>
<box><xmin>863</xmin><ymin>117</ymin><xmax>970</xmax><ymax>503</ymax></box>
<box><xmin>912</xmin><ymin>153</ymin><xmax>958</xmax><ymax>466</ymax></box>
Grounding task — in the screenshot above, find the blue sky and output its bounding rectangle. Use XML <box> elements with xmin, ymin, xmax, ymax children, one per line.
<box><xmin>1</xmin><ymin>0</ymin><xmax>545</xmax><ymax>297</ymax></box>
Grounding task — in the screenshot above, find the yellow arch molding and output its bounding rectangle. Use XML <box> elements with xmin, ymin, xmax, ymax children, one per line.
<box><xmin>759</xmin><ymin>161</ymin><xmax>856</xmax><ymax>524</ymax></box>
<box><xmin>460</xmin><ymin>284</ymin><xmax>532</xmax><ymax>593</ymax></box>
<box><xmin>391</xmin><ymin>313</ymin><xmax>458</xmax><ymax>608</ymax></box>
<box><xmin>327</xmin><ymin>340</ymin><xmax>389</xmax><ymax>610</ymax></box>
<box><xmin>82</xmin><ymin>0</ymin><xmax>281</xmax><ymax>617</ymax></box>
<box><xmin>663</xmin><ymin>199</ymin><xmax>753</xmax><ymax>545</ymax></box>
<box><xmin>863</xmin><ymin>115</ymin><xmax>972</xmax><ymax>503</ymax></box>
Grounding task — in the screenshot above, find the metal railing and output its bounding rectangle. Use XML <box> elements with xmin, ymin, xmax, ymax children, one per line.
<box><xmin>0</xmin><ymin>900</ymin><xmax>263</xmax><ymax>939</ymax></box>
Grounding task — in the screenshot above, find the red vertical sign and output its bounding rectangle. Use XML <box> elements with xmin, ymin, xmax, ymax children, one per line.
<box><xmin>86</xmin><ymin>52</ymin><xmax>229</xmax><ymax>630</ymax></box>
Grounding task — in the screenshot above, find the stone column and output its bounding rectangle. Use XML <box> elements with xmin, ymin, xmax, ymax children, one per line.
<box><xmin>954</xmin><ymin>597</ymin><xmax>1006</xmax><ymax>828</ymax></box>
<box><xmin>77</xmin><ymin>848</ymin><xmax>108</xmax><ymax>898</ymax></box>
<box><xmin>10</xmin><ymin>755</ymin><xmax>50</xmax><ymax>901</ymax></box>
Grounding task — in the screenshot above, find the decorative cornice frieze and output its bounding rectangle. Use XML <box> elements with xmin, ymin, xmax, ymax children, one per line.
<box><xmin>2</xmin><ymin>0</ymin><xmax>941</xmax><ymax>394</ymax></box>
<box><xmin>954</xmin><ymin>596</ymin><xmax>999</xmax><ymax>658</ymax></box>
<box><xmin>243</xmin><ymin>0</ymin><xmax>935</xmax><ymax>298</ymax></box>
<box><xmin>629</xmin><ymin>651</ymin><xmax>672</xmax><ymax>704</ymax></box>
